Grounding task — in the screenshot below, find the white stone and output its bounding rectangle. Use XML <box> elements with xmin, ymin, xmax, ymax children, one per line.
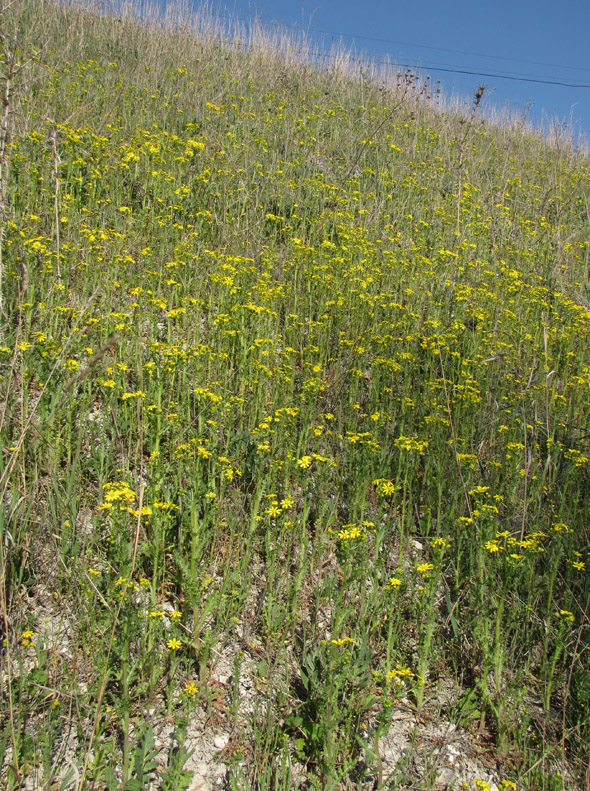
<box><xmin>188</xmin><ymin>773</ymin><xmax>211</xmax><ymax>791</ymax></box>
<box><xmin>435</xmin><ymin>768</ymin><xmax>456</xmax><ymax>786</ymax></box>
<box><xmin>213</xmin><ymin>734</ymin><xmax>228</xmax><ymax>750</ymax></box>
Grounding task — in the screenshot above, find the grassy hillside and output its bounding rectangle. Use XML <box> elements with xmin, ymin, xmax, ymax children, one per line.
<box><xmin>1</xmin><ymin>1</ymin><xmax>589</xmax><ymax>789</ymax></box>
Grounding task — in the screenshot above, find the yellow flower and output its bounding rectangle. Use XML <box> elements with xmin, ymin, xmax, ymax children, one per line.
<box><xmin>373</xmin><ymin>478</ymin><xmax>397</xmax><ymax>496</ymax></box>
<box><xmin>184</xmin><ymin>681</ymin><xmax>199</xmax><ymax>696</ymax></box>
<box><xmin>167</xmin><ymin>638</ymin><xmax>182</xmax><ymax>651</ymax></box>
<box><xmin>416</xmin><ymin>562</ymin><xmax>434</xmax><ymax>575</ymax></box>
<box><xmin>385</xmin><ymin>665</ymin><xmax>418</xmax><ymax>685</ymax></box>
<box><xmin>338</xmin><ymin>525</ymin><xmax>362</xmax><ymax>541</ymax></box>
<box><xmin>555</xmin><ymin>610</ymin><xmax>575</xmax><ymax>623</ymax></box>
<box><xmin>103</xmin><ymin>482</ymin><xmax>135</xmax><ymax>504</ymax></box>
<box><xmin>331</xmin><ymin>636</ymin><xmax>356</xmax><ymax>646</ymax></box>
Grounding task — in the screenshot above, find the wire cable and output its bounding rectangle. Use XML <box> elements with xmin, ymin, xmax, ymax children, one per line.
<box><xmin>272</xmin><ymin>42</ymin><xmax>590</xmax><ymax>89</ymax></box>
<box><xmin>231</xmin><ymin>12</ymin><xmax>590</xmax><ymax>88</ymax></box>
<box><xmin>263</xmin><ymin>19</ymin><xmax>590</xmax><ymax>75</ymax></box>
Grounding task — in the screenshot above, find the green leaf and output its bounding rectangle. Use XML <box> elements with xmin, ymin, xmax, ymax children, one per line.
<box><xmin>284</xmin><ymin>713</ymin><xmax>303</xmax><ymax>730</ymax></box>
<box><xmin>28</xmin><ymin>668</ymin><xmax>49</xmax><ymax>685</ymax></box>
<box><xmin>294</xmin><ymin>738</ymin><xmax>306</xmax><ymax>753</ymax></box>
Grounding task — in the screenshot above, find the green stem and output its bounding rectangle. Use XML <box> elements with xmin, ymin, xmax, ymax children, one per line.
<box><xmin>190</xmin><ymin>502</ymin><xmax>200</xmax><ymax>654</ymax></box>
<box><xmin>121</xmin><ymin>623</ymin><xmax>130</xmax><ymax>785</ymax></box>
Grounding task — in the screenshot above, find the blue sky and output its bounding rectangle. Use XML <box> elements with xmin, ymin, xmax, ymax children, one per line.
<box><xmin>184</xmin><ymin>0</ymin><xmax>590</xmax><ymax>148</ymax></box>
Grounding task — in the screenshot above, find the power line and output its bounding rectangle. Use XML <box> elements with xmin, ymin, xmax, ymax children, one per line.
<box><xmin>230</xmin><ymin>11</ymin><xmax>590</xmax><ymax>88</ymax></box>
<box><xmin>271</xmin><ymin>42</ymin><xmax>590</xmax><ymax>90</ymax></box>
<box><xmin>236</xmin><ymin>24</ymin><xmax>590</xmax><ymax>89</ymax></box>
<box><xmin>285</xmin><ymin>24</ymin><xmax>590</xmax><ymax>76</ymax></box>
<box><xmin>390</xmin><ymin>61</ymin><xmax>590</xmax><ymax>89</ymax></box>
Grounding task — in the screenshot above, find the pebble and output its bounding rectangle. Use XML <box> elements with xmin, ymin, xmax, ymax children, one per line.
<box><xmin>188</xmin><ymin>774</ymin><xmax>211</xmax><ymax>791</ymax></box>
<box><xmin>213</xmin><ymin>734</ymin><xmax>228</xmax><ymax>750</ymax></box>
<box><xmin>436</xmin><ymin>768</ymin><xmax>456</xmax><ymax>786</ymax></box>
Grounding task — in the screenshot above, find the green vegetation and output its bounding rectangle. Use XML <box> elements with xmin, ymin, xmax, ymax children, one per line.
<box><xmin>1</xmin><ymin>1</ymin><xmax>589</xmax><ymax>788</ymax></box>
